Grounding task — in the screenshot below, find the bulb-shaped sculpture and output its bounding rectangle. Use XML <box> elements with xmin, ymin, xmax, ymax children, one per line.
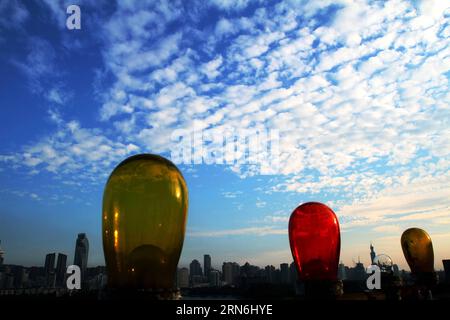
<box><xmin>289</xmin><ymin>202</ymin><xmax>341</xmax><ymax>281</ymax></box>
<box><xmin>401</xmin><ymin>228</ymin><xmax>434</xmax><ymax>273</ymax></box>
<box><xmin>102</xmin><ymin>154</ymin><xmax>188</xmax><ymax>290</ymax></box>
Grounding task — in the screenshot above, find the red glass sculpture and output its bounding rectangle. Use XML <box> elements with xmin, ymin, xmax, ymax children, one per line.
<box><xmin>289</xmin><ymin>202</ymin><xmax>341</xmax><ymax>281</ymax></box>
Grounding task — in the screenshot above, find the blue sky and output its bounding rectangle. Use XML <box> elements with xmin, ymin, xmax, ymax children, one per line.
<box><xmin>0</xmin><ymin>0</ymin><xmax>449</xmax><ymax>270</ymax></box>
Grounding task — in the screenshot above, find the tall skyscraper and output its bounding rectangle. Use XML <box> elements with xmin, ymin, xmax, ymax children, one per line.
<box><xmin>338</xmin><ymin>261</ymin><xmax>347</xmax><ymax>280</ymax></box>
<box><xmin>177</xmin><ymin>267</ymin><xmax>189</xmax><ymax>288</ymax></box>
<box><xmin>209</xmin><ymin>270</ymin><xmax>220</xmax><ymax>287</ymax></box>
<box><xmin>189</xmin><ymin>259</ymin><xmax>202</xmax><ymax>278</ymax></box>
<box><xmin>280</xmin><ymin>263</ymin><xmax>290</xmax><ymax>284</ymax></box>
<box><xmin>370</xmin><ymin>243</ymin><xmax>376</xmax><ymax>265</ymax></box>
<box><xmin>265</xmin><ymin>265</ymin><xmax>275</xmax><ymax>283</ymax></box>
<box><xmin>44</xmin><ymin>253</ymin><xmax>56</xmax><ymax>288</ymax></box>
<box><xmin>289</xmin><ymin>262</ymin><xmax>297</xmax><ymax>285</ymax></box>
<box><xmin>189</xmin><ymin>259</ymin><xmax>203</xmax><ymax>286</ymax></box>
<box><xmin>56</xmin><ymin>253</ymin><xmax>67</xmax><ymax>287</ymax></box>
<box><xmin>443</xmin><ymin>259</ymin><xmax>450</xmax><ymax>283</ymax></box>
<box><xmin>204</xmin><ymin>254</ymin><xmax>211</xmax><ymax>277</ymax></box>
<box><xmin>74</xmin><ymin>233</ymin><xmax>89</xmax><ymax>285</ymax></box>
<box><xmin>13</xmin><ymin>266</ymin><xmax>27</xmax><ymax>288</ymax></box>
<box><xmin>223</xmin><ymin>262</ymin><xmax>234</xmax><ymax>284</ymax></box>
<box><xmin>222</xmin><ymin>262</ymin><xmax>240</xmax><ymax>285</ymax></box>
<box><xmin>44</xmin><ymin>253</ymin><xmax>56</xmax><ymax>275</ymax></box>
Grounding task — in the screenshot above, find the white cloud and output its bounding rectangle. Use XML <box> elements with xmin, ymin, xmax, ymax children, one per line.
<box><xmin>3</xmin><ymin>118</ymin><xmax>140</xmax><ymax>180</ymax></box>
<box><xmin>29</xmin><ymin>193</ymin><xmax>41</xmax><ymax>201</ymax></box>
<box><xmin>338</xmin><ymin>170</ymin><xmax>450</xmax><ymax>227</ymax></box>
<box><xmin>188</xmin><ymin>226</ymin><xmax>286</xmax><ymax>237</ymax></box>
<box><xmin>372</xmin><ymin>225</ymin><xmax>401</xmax><ymax>234</ymax></box>
<box><xmin>215</xmin><ymin>18</ymin><xmax>237</xmax><ymax>37</ymax></box>
<box><xmin>256</xmin><ymin>199</ymin><xmax>266</xmax><ymax>208</ymax></box>
<box><xmin>210</xmin><ymin>0</ymin><xmax>253</xmax><ymax>11</ymax></box>
<box><xmin>89</xmin><ymin>0</ymin><xmax>449</xmax><ymax>215</ymax></box>
<box><xmin>200</xmin><ymin>56</ymin><xmax>223</xmax><ymax>79</ymax></box>
<box><xmin>222</xmin><ymin>191</ymin><xmax>243</xmax><ymax>198</ymax></box>
<box><xmin>416</xmin><ymin>0</ymin><xmax>449</xmax><ymax>21</ymax></box>
<box><xmin>261</xmin><ymin>214</ymin><xmax>289</xmax><ymax>224</ymax></box>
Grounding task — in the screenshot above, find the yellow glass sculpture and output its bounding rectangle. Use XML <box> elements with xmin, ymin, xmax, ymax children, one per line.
<box><xmin>401</xmin><ymin>228</ymin><xmax>434</xmax><ymax>273</ymax></box>
<box><xmin>102</xmin><ymin>154</ymin><xmax>188</xmax><ymax>290</ymax></box>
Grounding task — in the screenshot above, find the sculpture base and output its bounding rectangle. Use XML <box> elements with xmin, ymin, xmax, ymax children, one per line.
<box><xmin>414</xmin><ymin>271</ymin><xmax>438</xmax><ymax>287</ymax></box>
<box><xmin>407</xmin><ymin>272</ymin><xmax>438</xmax><ymax>300</ymax></box>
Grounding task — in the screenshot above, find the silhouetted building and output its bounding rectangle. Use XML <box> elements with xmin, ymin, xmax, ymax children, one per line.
<box><xmin>338</xmin><ymin>262</ymin><xmax>347</xmax><ymax>280</ymax></box>
<box><xmin>12</xmin><ymin>266</ymin><xmax>27</xmax><ymax>288</ymax></box>
<box><xmin>56</xmin><ymin>253</ymin><xmax>67</xmax><ymax>287</ymax></box>
<box><xmin>204</xmin><ymin>254</ymin><xmax>211</xmax><ymax>277</ymax></box>
<box><xmin>27</xmin><ymin>266</ymin><xmax>45</xmax><ymax>283</ymax></box>
<box><xmin>177</xmin><ymin>267</ymin><xmax>189</xmax><ymax>288</ymax></box>
<box><xmin>190</xmin><ymin>259</ymin><xmax>202</xmax><ymax>277</ymax></box>
<box><xmin>443</xmin><ymin>259</ymin><xmax>450</xmax><ymax>283</ymax></box>
<box><xmin>223</xmin><ymin>262</ymin><xmax>240</xmax><ymax>285</ymax></box>
<box><xmin>370</xmin><ymin>243</ymin><xmax>376</xmax><ymax>265</ymax></box>
<box><xmin>274</xmin><ymin>269</ymin><xmax>281</xmax><ymax>283</ymax></box>
<box><xmin>44</xmin><ymin>253</ymin><xmax>55</xmax><ymax>275</ymax></box>
<box><xmin>265</xmin><ymin>265</ymin><xmax>275</xmax><ymax>283</ymax></box>
<box><xmin>209</xmin><ymin>270</ymin><xmax>220</xmax><ymax>287</ymax></box>
<box><xmin>393</xmin><ymin>264</ymin><xmax>400</xmax><ymax>277</ymax></box>
<box><xmin>348</xmin><ymin>260</ymin><xmax>366</xmax><ymax>281</ymax></box>
<box><xmin>239</xmin><ymin>263</ymin><xmax>265</xmax><ymax>287</ymax></box>
<box><xmin>0</xmin><ymin>240</ymin><xmax>4</xmax><ymax>267</ymax></box>
<box><xmin>84</xmin><ymin>266</ymin><xmax>107</xmax><ymax>290</ymax></box>
<box><xmin>289</xmin><ymin>262</ymin><xmax>297</xmax><ymax>285</ymax></box>
<box><xmin>2</xmin><ymin>273</ymin><xmax>14</xmax><ymax>289</ymax></box>
<box><xmin>240</xmin><ymin>262</ymin><xmax>259</xmax><ymax>278</ymax></box>
<box><xmin>74</xmin><ymin>233</ymin><xmax>89</xmax><ymax>286</ymax></box>
<box><xmin>280</xmin><ymin>263</ymin><xmax>290</xmax><ymax>284</ymax></box>
<box><xmin>44</xmin><ymin>253</ymin><xmax>56</xmax><ymax>287</ymax></box>
<box><xmin>86</xmin><ymin>266</ymin><xmax>106</xmax><ymax>279</ymax></box>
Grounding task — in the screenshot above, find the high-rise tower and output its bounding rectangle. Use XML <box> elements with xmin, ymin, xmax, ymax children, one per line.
<box><xmin>74</xmin><ymin>233</ymin><xmax>89</xmax><ymax>285</ymax></box>
<box><xmin>56</xmin><ymin>253</ymin><xmax>67</xmax><ymax>287</ymax></box>
<box><xmin>204</xmin><ymin>254</ymin><xmax>211</xmax><ymax>277</ymax></box>
<box><xmin>44</xmin><ymin>253</ymin><xmax>56</xmax><ymax>288</ymax></box>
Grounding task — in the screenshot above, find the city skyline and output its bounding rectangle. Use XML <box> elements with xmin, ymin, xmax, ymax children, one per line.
<box><xmin>3</xmin><ymin>247</ymin><xmax>449</xmax><ymax>293</ymax></box>
<box><xmin>0</xmin><ymin>237</ymin><xmax>448</xmax><ymax>273</ymax></box>
<box><xmin>2</xmin><ymin>236</ymin><xmax>450</xmax><ymax>295</ymax></box>
<box><xmin>0</xmin><ymin>0</ymin><xmax>449</xmax><ymax>271</ymax></box>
